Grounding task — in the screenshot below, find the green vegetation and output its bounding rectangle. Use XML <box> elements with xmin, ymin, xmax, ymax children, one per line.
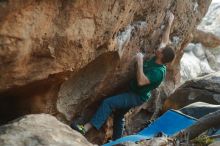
<box><xmin>192</xmin><ymin>135</ymin><xmax>214</xmax><ymax>146</ymax></box>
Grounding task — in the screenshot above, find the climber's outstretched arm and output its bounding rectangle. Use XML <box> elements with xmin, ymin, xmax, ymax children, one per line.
<box><xmin>159</xmin><ymin>12</ymin><xmax>174</xmax><ymax>49</ymax></box>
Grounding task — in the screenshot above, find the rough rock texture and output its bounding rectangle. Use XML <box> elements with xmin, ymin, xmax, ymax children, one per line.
<box><xmin>192</xmin><ymin>29</ymin><xmax>220</xmax><ymax>48</ymax></box>
<box><xmin>209</xmin><ymin>141</ymin><xmax>220</xmax><ymax>146</ymax></box>
<box><xmin>122</xmin><ymin>137</ymin><xmax>175</xmax><ymax>146</ymax></box>
<box><xmin>192</xmin><ymin>0</ymin><xmax>220</xmax><ymax>49</ymax></box>
<box><xmin>180</xmin><ymin>102</ymin><xmax>220</xmax><ymax>119</ymax></box>
<box><xmin>0</xmin><ymin>114</ymin><xmax>95</xmax><ymax>146</ymax></box>
<box><xmin>180</xmin><ymin>43</ymin><xmax>215</xmax><ymax>82</ymax></box>
<box><xmin>163</xmin><ymin>72</ymin><xmax>220</xmax><ymax>111</ymax></box>
<box><xmin>180</xmin><ymin>1</ymin><xmax>220</xmax><ymax>82</ymax></box>
<box><xmin>0</xmin><ymin>0</ymin><xmax>211</xmax><ymax>144</ymax></box>
<box><xmin>198</xmin><ymin>1</ymin><xmax>220</xmax><ymax>37</ymax></box>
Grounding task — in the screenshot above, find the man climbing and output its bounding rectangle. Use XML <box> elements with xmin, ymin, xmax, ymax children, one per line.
<box><xmin>71</xmin><ymin>12</ymin><xmax>175</xmax><ymax>140</ymax></box>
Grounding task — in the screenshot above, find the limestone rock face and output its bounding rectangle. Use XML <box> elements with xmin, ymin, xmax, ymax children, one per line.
<box><xmin>164</xmin><ymin>72</ymin><xmax>220</xmax><ymax>110</ymax></box>
<box><xmin>198</xmin><ymin>1</ymin><xmax>220</xmax><ymax>37</ymax></box>
<box><xmin>0</xmin><ymin>0</ymin><xmax>211</xmax><ymax>144</ymax></box>
<box><xmin>180</xmin><ymin>43</ymin><xmax>215</xmax><ymax>82</ymax></box>
<box><xmin>180</xmin><ymin>1</ymin><xmax>220</xmax><ymax>82</ymax></box>
<box><xmin>0</xmin><ymin>114</ymin><xmax>95</xmax><ymax>146</ymax></box>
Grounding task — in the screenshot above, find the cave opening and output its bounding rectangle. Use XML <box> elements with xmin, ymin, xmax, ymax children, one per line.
<box><xmin>0</xmin><ymin>78</ymin><xmax>61</xmax><ymax>125</ymax></box>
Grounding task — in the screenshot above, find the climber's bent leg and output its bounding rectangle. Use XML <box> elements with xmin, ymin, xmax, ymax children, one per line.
<box><xmin>90</xmin><ymin>91</ymin><xmax>144</xmax><ymax>130</ymax></box>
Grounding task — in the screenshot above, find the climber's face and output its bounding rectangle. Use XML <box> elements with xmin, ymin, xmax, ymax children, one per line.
<box><xmin>155</xmin><ymin>49</ymin><xmax>163</xmax><ymax>61</ymax></box>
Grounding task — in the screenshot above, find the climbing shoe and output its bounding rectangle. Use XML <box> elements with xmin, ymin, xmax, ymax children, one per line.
<box><xmin>70</xmin><ymin>123</ymin><xmax>86</xmax><ymax>135</ymax></box>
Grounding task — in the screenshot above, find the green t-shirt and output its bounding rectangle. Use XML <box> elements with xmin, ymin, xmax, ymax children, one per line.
<box><xmin>130</xmin><ymin>56</ymin><xmax>166</xmax><ymax>101</ymax></box>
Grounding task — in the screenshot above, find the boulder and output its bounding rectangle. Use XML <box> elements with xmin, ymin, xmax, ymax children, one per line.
<box><xmin>0</xmin><ymin>0</ymin><xmax>211</xmax><ymax>144</ymax></box>
<box><xmin>192</xmin><ymin>29</ymin><xmax>220</xmax><ymax>48</ymax></box>
<box><xmin>180</xmin><ymin>102</ymin><xmax>220</xmax><ymax>119</ymax></box>
<box><xmin>198</xmin><ymin>1</ymin><xmax>220</xmax><ymax>37</ymax></box>
<box><xmin>180</xmin><ymin>43</ymin><xmax>214</xmax><ymax>82</ymax></box>
<box><xmin>164</xmin><ymin>72</ymin><xmax>220</xmax><ymax>111</ymax></box>
<box><xmin>0</xmin><ymin>114</ymin><xmax>95</xmax><ymax>146</ymax></box>
<box><xmin>181</xmin><ymin>1</ymin><xmax>220</xmax><ymax>82</ymax></box>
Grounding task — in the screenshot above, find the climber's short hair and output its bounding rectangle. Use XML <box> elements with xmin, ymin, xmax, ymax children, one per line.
<box><xmin>161</xmin><ymin>45</ymin><xmax>175</xmax><ymax>64</ymax></box>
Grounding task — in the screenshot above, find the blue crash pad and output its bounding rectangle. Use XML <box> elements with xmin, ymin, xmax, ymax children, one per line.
<box><xmin>103</xmin><ymin>109</ymin><xmax>197</xmax><ymax>146</ymax></box>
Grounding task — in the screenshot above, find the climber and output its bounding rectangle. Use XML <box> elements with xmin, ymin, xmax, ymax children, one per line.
<box><xmin>71</xmin><ymin>12</ymin><xmax>175</xmax><ymax>140</ymax></box>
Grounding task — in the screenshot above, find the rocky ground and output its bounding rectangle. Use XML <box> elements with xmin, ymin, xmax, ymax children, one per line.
<box><xmin>0</xmin><ymin>114</ymin><xmax>96</xmax><ymax>146</ymax></box>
